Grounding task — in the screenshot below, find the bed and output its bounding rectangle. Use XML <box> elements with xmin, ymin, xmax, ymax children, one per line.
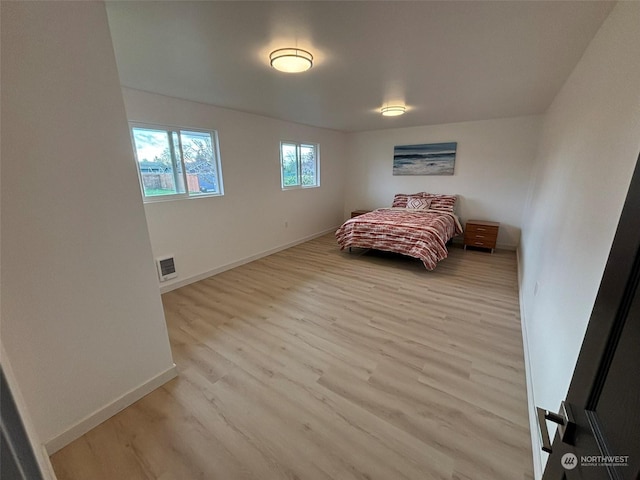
<box><xmin>335</xmin><ymin>192</ymin><xmax>463</xmax><ymax>270</ymax></box>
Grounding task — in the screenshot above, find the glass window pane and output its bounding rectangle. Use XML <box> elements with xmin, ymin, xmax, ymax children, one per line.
<box><xmin>180</xmin><ymin>130</ymin><xmax>219</xmax><ymax>195</ymax></box>
<box><xmin>132</xmin><ymin>127</ymin><xmax>179</xmax><ymax>197</ymax></box>
<box><xmin>300</xmin><ymin>144</ymin><xmax>316</xmax><ymax>186</ymax></box>
<box><xmin>281</xmin><ymin>143</ymin><xmax>299</xmax><ymax>187</ymax></box>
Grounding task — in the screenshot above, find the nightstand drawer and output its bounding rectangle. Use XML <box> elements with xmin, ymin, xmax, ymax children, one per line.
<box><xmin>465</xmin><ymin>238</ymin><xmax>496</xmax><ymax>248</ymax></box>
<box><xmin>464</xmin><ymin>230</ymin><xmax>498</xmax><ymax>243</ymax></box>
<box><xmin>465</xmin><ymin>224</ymin><xmax>499</xmax><ymax>236</ymax></box>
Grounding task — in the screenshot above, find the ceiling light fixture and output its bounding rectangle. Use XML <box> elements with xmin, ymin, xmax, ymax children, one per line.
<box><xmin>269</xmin><ymin>48</ymin><xmax>313</xmax><ymax>73</ymax></box>
<box><xmin>381</xmin><ymin>105</ymin><xmax>406</xmax><ymax>117</ymax></box>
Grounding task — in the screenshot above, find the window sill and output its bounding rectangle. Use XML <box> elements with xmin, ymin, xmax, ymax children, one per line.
<box><xmin>281</xmin><ymin>185</ymin><xmax>320</xmax><ymax>191</ymax></box>
<box><xmin>143</xmin><ymin>192</ymin><xmax>224</xmax><ymax>204</ymax></box>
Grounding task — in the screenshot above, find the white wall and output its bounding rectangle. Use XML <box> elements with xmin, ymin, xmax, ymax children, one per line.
<box><xmin>344</xmin><ymin>116</ymin><xmax>542</xmax><ymax>249</ymax></box>
<box><xmin>1</xmin><ymin>1</ymin><xmax>175</xmax><ymax>454</ymax></box>
<box><xmin>122</xmin><ymin>88</ymin><xmax>347</xmax><ymax>291</ymax></box>
<box><xmin>518</xmin><ymin>2</ymin><xmax>640</xmax><ymax>476</ymax></box>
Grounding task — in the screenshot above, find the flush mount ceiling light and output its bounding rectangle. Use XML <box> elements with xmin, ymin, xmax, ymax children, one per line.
<box><xmin>381</xmin><ymin>105</ymin><xmax>406</xmax><ymax>117</ymax></box>
<box><xmin>269</xmin><ymin>48</ymin><xmax>313</xmax><ymax>73</ymax></box>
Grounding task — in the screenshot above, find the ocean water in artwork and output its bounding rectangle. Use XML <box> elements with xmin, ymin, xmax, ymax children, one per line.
<box><xmin>393</xmin><ymin>142</ymin><xmax>457</xmax><ymax>175</ymax></box>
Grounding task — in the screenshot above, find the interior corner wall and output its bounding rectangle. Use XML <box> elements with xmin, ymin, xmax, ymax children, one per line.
<box><xmin>1</xmin><ymin>1</ymin><xmax>175</xmax><ymax>452</ymax></box>
<box><xmin>343</xmin><ymin>115</ymin><xmax>542</xmax><ymax>249</ymax></box>
<box><xmin>121</xmin><ymin>88</ymin><xmax>348</xmax><ymax>292</ymax></box>
<box><xmin>518</xmin><ymin>1</ymin><xmax>640</xmax><ymax>476</ymax></box>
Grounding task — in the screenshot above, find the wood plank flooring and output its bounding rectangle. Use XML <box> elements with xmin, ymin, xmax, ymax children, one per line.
<box><xmin>51</xmin><ymin>234</ymin><xmax>534</xmax><ymax>480</ymax></box>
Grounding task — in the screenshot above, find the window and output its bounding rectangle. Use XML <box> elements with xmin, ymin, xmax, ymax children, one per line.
<box><xmin>130</xmin><ymin>124</ymin><xmax>223</xmax><ymax>201</ymax></box>
<box><xmin>280</xmin><ymin>142</ymin><xmax>319</xmax><ymax>189</ymax></box>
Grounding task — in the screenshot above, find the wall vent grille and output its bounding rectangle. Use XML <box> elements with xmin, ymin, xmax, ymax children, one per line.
<box><xmin>156</xmin><ymin>256</ymin><xmax>177</xmax><ymax>282</ymax></box>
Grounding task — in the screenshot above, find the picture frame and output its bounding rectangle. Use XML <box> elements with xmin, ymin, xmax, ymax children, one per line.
<box><xmin>392</xmin><ymin>142</ymin><xmax>457</xmax><ymax>175</ymax></box>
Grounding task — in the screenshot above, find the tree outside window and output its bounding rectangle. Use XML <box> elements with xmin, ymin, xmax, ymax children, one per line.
<box><xmin>131</xmin><ymin>124</ymin><xmax>223</xmax><ymax>201</ymax></box>
<box><xmin>280</xmin><ymin>142</ymin><xmax>319</xmax><ymax>189</ymax></box>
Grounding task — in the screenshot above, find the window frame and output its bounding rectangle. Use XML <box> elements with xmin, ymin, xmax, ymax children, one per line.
<box><xmin>129</xmin><ymin>122</ymin><xmax>224</xmax><ymax>202</ymax></box>
<box><xmin>280</xmin><ymin>141</ymin><xmax>320</xmax><ymax>190</ymax></box>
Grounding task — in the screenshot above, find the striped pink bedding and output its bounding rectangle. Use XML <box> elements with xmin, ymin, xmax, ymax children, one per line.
<box><xmin>335</xmin><ymin>208</ymin><xmax>463</xmax><ymax>270</ymax></box>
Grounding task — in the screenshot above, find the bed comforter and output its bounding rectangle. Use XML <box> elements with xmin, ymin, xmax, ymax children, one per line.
<box><xmin>335</xmin><ymin>208</ymin><xmax>463</xmax><ymax>270</ymax></box>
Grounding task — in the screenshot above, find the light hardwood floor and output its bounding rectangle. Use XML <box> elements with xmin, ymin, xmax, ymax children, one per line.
<box><xmin>51</xmin><ymin>234</ymin><xmax>534</xmax><ymax>480</ymax></box>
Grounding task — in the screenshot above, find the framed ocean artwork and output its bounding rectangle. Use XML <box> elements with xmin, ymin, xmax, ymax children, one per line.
<box><xmin>392</xmin><ymin>142</ymin><xmax>457</xmax><ymax>175</ymax></box>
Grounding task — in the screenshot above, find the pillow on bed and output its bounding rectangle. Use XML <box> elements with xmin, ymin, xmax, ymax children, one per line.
<box><xmin>392</xmin><ymin>192</ymin><xmax>429</xmax><ymax>208</ymax></box>
<box><xmin>428</xmin><ymin>194</ymin><xmax>457</xmax><ymax>212</ymax></box>
<box><xmin>405</xmin><ymin>196</ymin><xmax>432</xmax><ymax>210</ymax></box>
<box><xmin>392</xmin><ymin>192</ymin><xmax>456</xmax><ymax>212</ymax></box>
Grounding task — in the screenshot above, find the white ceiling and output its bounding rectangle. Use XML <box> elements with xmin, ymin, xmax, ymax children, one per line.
<box><xmin>105</xmin><ymin>1</ymin><xmax>615</xmax><ymax>132</ymax></box>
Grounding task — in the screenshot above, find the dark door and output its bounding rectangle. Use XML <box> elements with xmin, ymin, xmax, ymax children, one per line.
<box><xmin>1</xmin><ymin>368</ymin><xmax>45</xmax><ymax>480</ymax></box>
<box><xmin>539</xmin><ymin>153</ymin><xmax>640</xmax><ymax>480</ymax></box>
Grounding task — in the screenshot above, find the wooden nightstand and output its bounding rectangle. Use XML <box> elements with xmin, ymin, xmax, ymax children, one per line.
<box><xmin>464</xmin><ymin>220</ymin><xmax>500</xmax><ymax>253</ymax></box>
<box><xmin>351</xmin><ymin>209</ymin><xmax>372</xmax><ymax>218</ymax></box>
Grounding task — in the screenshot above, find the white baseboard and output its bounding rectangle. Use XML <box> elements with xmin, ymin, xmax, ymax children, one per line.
<box><xmin>159</xmin><ymin>227</ymin><xmax>340</xmax><ymax>294</ymax></box>
<box><xmin>516</xmin><ymin>247</ymin><xmax>545</xmax><ymax>480</ymax></box>
<box><xmin>45</xmin><ymin>364</ymin><xmax>178</xmax><ymax>454</ymax></box>
<box><xmin>40</xmin><ymin>444</ymin><xmax>57</xmax><ymax>480</ymax></box>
